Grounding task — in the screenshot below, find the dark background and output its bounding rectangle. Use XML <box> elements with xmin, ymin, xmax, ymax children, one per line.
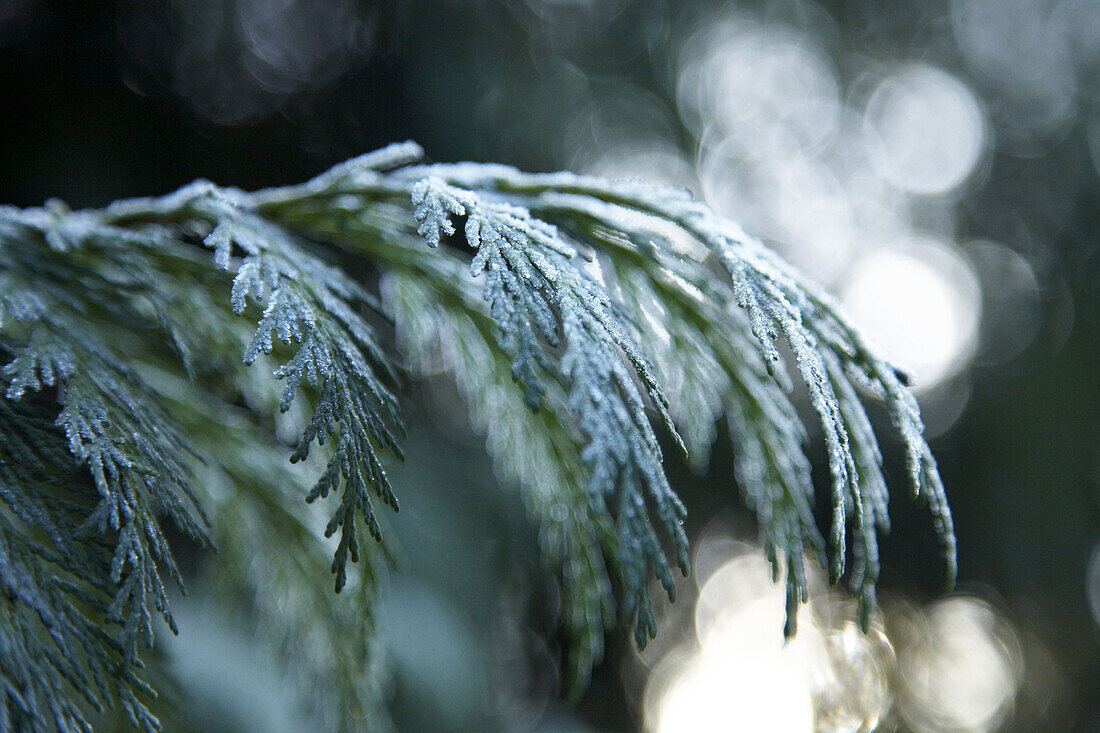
<box><xmin>2</xmin><ymin>1</ymin><xmax>1098</xmax><ymax>730</ymax></box>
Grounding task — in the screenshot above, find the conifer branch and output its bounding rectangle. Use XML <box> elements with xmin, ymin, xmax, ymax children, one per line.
<box><xmin>0</xmin><ymin>142</ymin><xmax>955</xmax><ymax>729</ymax></box>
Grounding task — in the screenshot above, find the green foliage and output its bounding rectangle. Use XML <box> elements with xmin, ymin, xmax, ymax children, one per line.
<box><xmin>0</xmin><ymin>142</ymin><xmax>954</xmax><ymax>730</ymax></box>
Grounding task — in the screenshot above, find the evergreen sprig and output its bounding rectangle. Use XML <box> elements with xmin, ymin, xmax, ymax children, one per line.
<box><xmin>0</xmin><ymin>142</ymin><xmax>955</xmax><ymax>730</ymax></box>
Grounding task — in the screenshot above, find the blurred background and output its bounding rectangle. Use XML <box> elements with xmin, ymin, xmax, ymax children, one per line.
<box><xmin>1</xmin><ymin>0</ymin><xmax>1098</xmax><ymax>730</ymax></box>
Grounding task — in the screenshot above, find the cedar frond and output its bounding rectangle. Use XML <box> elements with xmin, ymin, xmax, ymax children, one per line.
<box><xmin>0</xmin><ymin>142</ymin><xmax>955</xmax><ymax>729</ymax></box>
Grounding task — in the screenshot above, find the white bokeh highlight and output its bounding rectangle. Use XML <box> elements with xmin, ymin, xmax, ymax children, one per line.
<box><xmin>678</xmin><ymin>20</ymin><xmax>842</xmax><ymax>161</ymax></box>
<box><xmin>863</xmin><ymin>64</ymin><xmax>987</xmax><ymax>197</ymax></box>
<box><xmin>642</xmin><ymin>536</ymin><xmax>1025</xmax><ymax>732</ymax></box>
<box><xmin>840</xmin><ymin>238</ymin><xmax>981</xmax><ymax>391</ymax></box>
<box><xmin>645</xmin><ymin>550</ymin><xmax>823</xmax><ymax>733</ymax></box>
<box><xmin>896</xmin><ymin>597</ymin><xmax>1023</xmax><ymax>732</ymax></box>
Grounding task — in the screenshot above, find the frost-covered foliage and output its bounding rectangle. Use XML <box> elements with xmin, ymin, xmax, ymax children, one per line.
<box><xmin>0</xmin><ymin>142</ymin><xmax>954</xmax><ymax>730</ymax></box>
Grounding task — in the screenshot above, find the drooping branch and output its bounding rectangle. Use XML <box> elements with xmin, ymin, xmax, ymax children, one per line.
<box><xmin>0</xmin><ymin>142</ymin><xmax>954</xmax><ymax>729</ymax></box>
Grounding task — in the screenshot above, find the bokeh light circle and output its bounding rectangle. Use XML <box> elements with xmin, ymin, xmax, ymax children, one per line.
<box><xmin>647</xmin><ymin>550</ymin><xmax>823</xmax><ymax>732</ymax></box>
<box><xmin>839</xmin><ymin>238</ymin><xmax>981</xmax><ymax>391</ymax></box>
<box><xmin>896</xmin><ymin>597</ymin><xmax>1023</xmax><ymax>732</ymax></box>
<box><xmin>678</xmin><ymin>20</ymin><xmax>841</xmax><ymax>161</ymax></box>
<box><xmin>812</xmin><ymin>621</ymin><xmax>895</xmax><ymax>732</ymax></box>
<box><xmin>863</xmin><ymin>64</ymin><xmax>987</xmax><ymax>197</ymax></box>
